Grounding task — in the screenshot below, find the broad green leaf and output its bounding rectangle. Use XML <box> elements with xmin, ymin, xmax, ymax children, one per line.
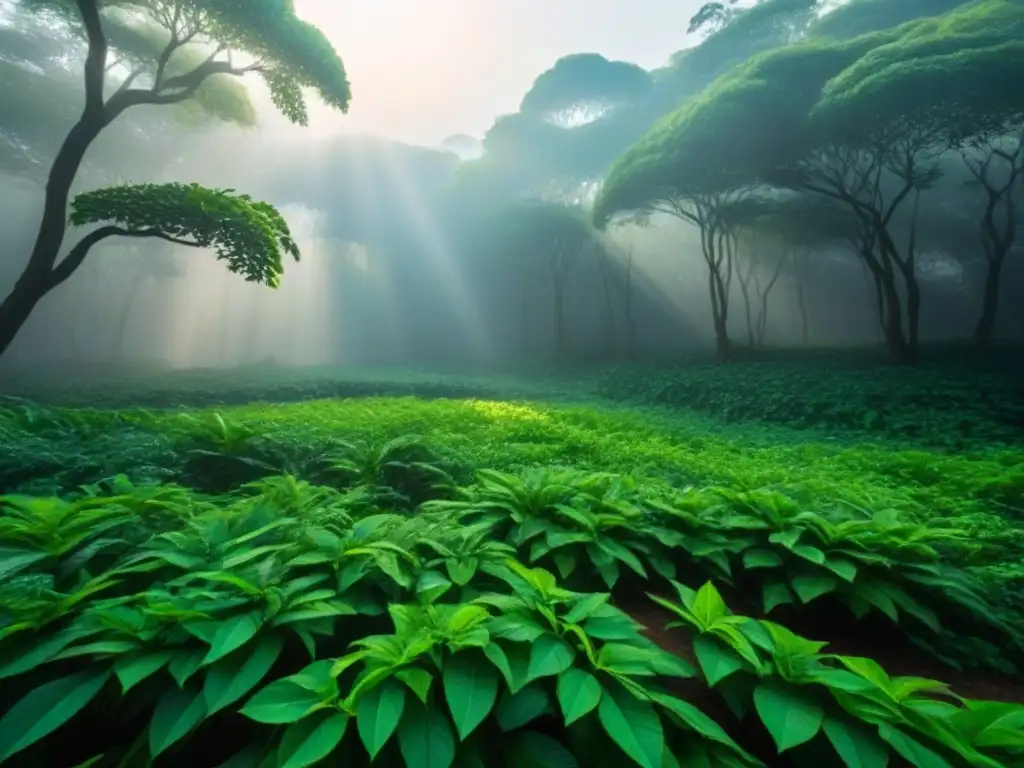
<box><xmin>556</xmin><ymin>669</ymin><xmax>601</xmax><ymax>726</ymax></box>
<box><xmin>169</xmin><ymin>647</ymin><xmax>206</xmax><ymax>687</ymax></box>
<box><xmin>397</xmin><ymin>703</ymin><xmax>456</xmax><ymax>768</ymax></box>
<box><xmin>496</xmin><ymin>685</ymin><xmax>551</xmax><ymax>732</ymax></box>
<box><xmin>277</xmin><ymin>710</ymin><xmax>349</xmax><ymax>768</ymax></box>
<box><xmin>0</xmin><ymin>548</ymin><xmax>48</xmax><ymax>581</ymax></box>
<box><xmin>753</xmin><ymin>680</ymin><xmax>824</xmax><ymax>753</ymax></box>
<box><xmin>527</xmin><ymin>634</ymin><xmax>575</xmax><ymax>682</ymax></box>
<box><xmin>822</xmin><ymin>717</ymin><xmax>890</xmax><ymax>768</ymax></box>
<box><xmin>204</xmin><ymin>611</ymin><xmax>264</xmax><ymax>666</ymax></box>
<box><xmin>693</xmin><ymin>635</ymin><xmax>745</xmax><ymax>686</ymax></box>
<box><xmin>0</xmin><ymin>628</ymin><xmax>89</xmax><ymax>679</ymax></box>
<box><xmin>742</xmin><ymin>549</ymin><xmax>783</xmax><ymax>570</ymax></box>
<box><xmin>691</xmin><ymin>583</ymin><xmax>728</xmax><ymax>629</ymax></box>
<box><xmin>791</xmin><ymin>575</ymin><xmax>839</xmax><ymax>604</ymax></box>
<box><xmin>396</xmin><ymin>668</ymin><xmax>434</xmax><ymax>705</ymax></box>
<box><xmin>596</xmin><ymin>682</ymin><xmax>665</xmax><ymax>768</ymax></box>
<box><xmin>204</xmin><ymin>634</ymin><xmax>285</xmax><ymax>714</ymax></box>
<box><xmin>482</xmin><ymin>642</ymin><xmax>515</xmax><ymax>689</ymax></box>
<box><xmin>416</xmin><ymin>570</ymin><xmax>452</xmax><ymax>603</ymax></box>
<box><xmin>507</xmin><ymin>730</ymin><xmax>580</xmax><ymax>768</ymax></box>
<box><xmin>762</xmin><ymin>581</ymin><xmax>795</xmax><ymax>614</ymax></box>
<box><xmin>114</xmin><ymin>651</ymin><xmax>174</xmax><ymax>693</ymax></box>
<box><xmin>649</xmin><ymin>692</ymin><xmax>746</xmax><ymax>754</ymax></box>
<box><xmin>0</xmin><ymin>670</ymin><xmax>109</xmax><ymax>761</ymax></box>
<box><xmin>824</xmin><ymin>557</ymin><xmax>858</xmax><ymax>583</ymax></box>
<box><xmin>149</xmin><ymin>685</ymin><xmax>207</xmax><ymax>758</ymax></box>
<box><xmin>563</xmin><ymin>594</ymin><xmax>609</xmax><ymax>625</ymax></box>
<box><xmin>240</xmin><ymin>680</ymin><xmax>323</xmax><ymax>724</ymax></box>
<box><xmin>443</xmin><ymin>651</ymin><xmax>500</xmax><ymax>740</ymax></box>
<box><xmin>357</xmin><ymin>678</ymin><xmax>406</xmax><ymax>759</ymax></box>
<box><xmin>877</xmin><ymin>725</ymin><xmax>953</xmax><ymax>768</ymax></box>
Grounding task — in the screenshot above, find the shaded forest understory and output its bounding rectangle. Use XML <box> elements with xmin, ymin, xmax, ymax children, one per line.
<box><xmin>1</xmin><ymin>350</ymin><xmax>1022</xmax><ymax>767</ymax></box>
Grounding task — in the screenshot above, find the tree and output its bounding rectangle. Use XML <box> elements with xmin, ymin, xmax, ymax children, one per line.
<box><xmin>0</xmin><ymin>0</ymin><xmax>351</xmax><ymax>359</ymax></box>
<box><xmin>595</xmin><ymin>0</ymin><xmax>1023</xmax><ymax>363</ymax></box>
<box><xmin>809</xmin><ymin>14</ymin><xmax>1024</xmax><ymax>345</ymax></box>
<box><xmin>519</xmin><ymin>53</ymin><xmax>651</xmax><ymax>129</ymax></box>
<box><xmin>808</xmin><ymin>0</ymin><xmax>974</xmax><ymax>39</ymax></box>
<box><xmin>502</xmin><ymin>201</ymin><xmax>596</xmax><ymax>357</ymax></box>
<box><xmin>594</xmin><ymin>173</ymin><xmax>744</xmax><ymax>361</ymax></box>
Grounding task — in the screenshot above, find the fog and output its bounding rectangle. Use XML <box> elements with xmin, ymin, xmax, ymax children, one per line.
<box><xmin>1</xmin><ymin>0</ymin><xmax>1021</xmax><ymax>372</ymax></box>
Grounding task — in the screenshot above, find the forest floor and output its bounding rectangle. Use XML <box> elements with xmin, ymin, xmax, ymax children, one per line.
<box><xmin>1</xmin><ymin>351</ymin><xmax>1022</xmax><ymax>766</ymax></box>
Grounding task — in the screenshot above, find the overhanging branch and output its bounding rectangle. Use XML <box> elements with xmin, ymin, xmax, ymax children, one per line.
<box><xmin>48</xmin><ymin>226</ymin><xmax>199</xmax><ymax>290</ymax></box>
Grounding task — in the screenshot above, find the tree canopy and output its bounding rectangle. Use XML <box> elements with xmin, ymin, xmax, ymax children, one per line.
<box><xmin>17</xmin><ymin>0</ymin><xmax>351</xmax><ymax>126</ymax></box>
<box><xmin>807</xmin><ymin>0</ymin><xmax>975</xmax><ymax>40</ymax></box>
<box><xmin>519</xmin><ymin>53</ymin><xmax>651</xmax><ymax>128</ymax></box>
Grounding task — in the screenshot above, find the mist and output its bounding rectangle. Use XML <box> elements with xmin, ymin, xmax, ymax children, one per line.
<box><xmin>1</xmin><ymin>0</ymin><xmax>1022</xmax><ymax>374</ymax></box>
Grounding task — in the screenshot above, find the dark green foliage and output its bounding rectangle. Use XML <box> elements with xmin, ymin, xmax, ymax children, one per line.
<box><xmin>69</xmin><ymin>183</ymin><xmax>300</xmax><ymax>287</ymax></box>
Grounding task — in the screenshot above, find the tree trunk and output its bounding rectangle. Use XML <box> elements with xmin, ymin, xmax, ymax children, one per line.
<box><xmin>0</xmin><ymin>112</ymin><xmax>106</xmax><ymax>358</ymax></box>
<box><xmin>881</xmin><ymin>276</ymin><xmax>910</xmax><ymax>365</ymax></box>
<box><xmin>797</xmin><ymin>282</ymin><xmax>809</xmax><ymax>345</ymax></box>
<box><xmin>112</xmin><ymin>273</ymin><xmax>146</xmax><ymax>360</ymax></box>
<box><xmin>739</xmin><ymin>280</ymin><xmax>755</xmax><ymax>346</ymax></box>
<box><xmin>973</xmin><ymin>258</ymin><xmax>1003</xmax><ymax>347</ymax></box>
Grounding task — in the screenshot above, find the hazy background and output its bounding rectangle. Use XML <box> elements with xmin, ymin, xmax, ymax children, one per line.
<box><xmin>0</xmin><ymin>0</ymin><xmax>1018</xmax><ymax>370</ymax></box>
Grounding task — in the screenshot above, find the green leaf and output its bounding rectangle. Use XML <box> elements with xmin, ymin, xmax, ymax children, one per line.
<box><xmin>527</xmin><ymin>634</ymin><xmax>575</xmax><ymax>682</ymax></box>
<box><xmin>507</xmin><ymin>731</ymin><xmax>580</xmax><ymax>768</ymax></box>
<box><xmin>564</xmin><ymin>593</ymin><xmax>609</xmax><ymax>625</ymax></box>
<box><xmin>496</xmin><ymin>685</ymin><xmax>551</xmax><ymax>732</ymax></box>
<box><xmin>742</xmin><ymin>548</ymin><xmax>783</xmax><ymax>570</ymax></box>
<box><xmin>0</xmin><ymin>670</ymin><xmax>109</xmax><ymax>761</ymax></box>
<box><xmin>149</xmin><ymin>685</ymin><xmax>207</xmax><ymax>758</ymax></box>
<box><xmin>114</xmin><ymin>651</ymin><xmax>174</xmax><ymax>693</ymax></box>
<box><xmin>877</xmin><ymin>725</ymin><xmax>953</xmax><ymax>768</ymax></box>
<box><xmin>762</xmin><ymin>581</ymin><xmax>795</xmax><ymax>615</ymax></box>
<box><xmin>649</xmin><ymin>692</ymin><xmax>746</xmax><ymax>754</ymax></box>
<box><xmin>791</xmin><ymin>575</ymin><xmax>839</xmax><ymax>604</ymax></box>
<box><xmin>556</xmin><ymin>669</ymin><xmax>601</xmax><ymax>726</ymax></box>
<box><xmin>357</xmin><ymin>678</ymin><xmax>406</xmax><ymax>759</ymax></box>
<box><xmin>691</xmin><ymin>582</ymin><xmax>728</xmax><ymax>629</ymax></box>
<box><xmin>822</xmin><ymin>717</ymin><xmax>890</xmax><ymax>768</ymax></box>
<box><xmin>0</xmin><ymin>629</ymin><xmax>87</xmax><ymax>679</ymax></box>
<box><xmin>204</xmin><ymin>634</ymin><xmax>285</xmax><ymax>715</ymax></box>
<box><xmin>397</xmin><ymin>703</ymin><xmax>456</xmax><ymax>768</ymax></box>
<box><xmin>278</xmin><ymin>710</ymin><xmax>348</xmax><ymax>768</ymax></box>
<box><xmin>204</xmin><ymin>611</ymin><xmax>264</xmax><ymax>666</ymax></box>
<box><xmin>753</xmin><ymin>680</ymin><xmax>824</xmax><ymax>753</ymax></box>
<box><xmin>443</xmin><ymin>651</ymin><xmax>500</xmax><ymax>740</ymax></box>
<box><xmin>240</xmin><ymin>680</ymin><xmax>323</xmax><ymax>724</ymax></box>
<box><xmin>396</xmin><ymin>668</ymin><xmax>434</xmax><ymax>705</ymax></box>
<box><xmin>693</xmin><ymin>635</ymin><xmax>745</xmax><ymax>686</ymax></box>
<box><xmin>482</xmin><ymin>643</ymin><xmax>515</xmax><ymax>689</ymax></box>
<box><xmin>824</xmin><ymin>557</ymin><xmax>858</xmax><ymax>583</ymax></box>
<box><xmin>596</xmin><ymin>682</ymin><xmax>665</xmax><ymax>768</ymax></box>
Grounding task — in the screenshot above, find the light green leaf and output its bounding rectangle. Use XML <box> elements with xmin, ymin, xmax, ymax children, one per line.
<box><xmin>204</xmin><ymin>611</ymin><xmax>264</xmax><ymax>666</ymax></box>
<box><xmin>149</xmin><ymin>685</ymin><xmax>207</xmax><ymax>758</ymax></box>
<box><xmin>691</xmin><ymin>583</ymin><xmax>728</xmax><ymax>629</ymax></box>
<box><xmin>204</xmin><ymin>634</ymin><xmax>285</xmax><ymax>714</ymax></box>
<box><xmin>596</xmin><ymin>682</ymin><xmax>665</xmax><ymax>768</ymax></box>
<box><xmin>753</xmin><ymin>679</ymin><xmax>824</xmax><ymax>753</ymax></box>
<box><xmin>397</xmin><ymin>703</ymin><xmax>456</xmax><ymax>768</ymax></box>
<box><xmin>556</xmin><ymin>669</ymin><xmax>601</xmax><ymax>726</ymax></box>
<box><xmin>277</xmin><ymin>710</ymin><xmax>348</xmax><ymax>768</ymax></box>
<box><xmin>357</xmin><ymin>678</ymin><xmax>406</xmax><ymax>759</ymax></box>
<box><xmin>822</xmin><ymin>717</ymin><xmax>890</xmax><ymax>768</ymax></box>
<box><xmin>762</xmin><ymin>581</ymin><xmax>796</xmax><ymax>614</ymax></box>
<box><xmin>443</xmin><ymin>651</ymin><xmax>500</xmax><ymax>740</ymax></box>
<box><xmin>0</xmin><ymin>670</ymin><xmax>109</xmax><ymax>761</ymax></box>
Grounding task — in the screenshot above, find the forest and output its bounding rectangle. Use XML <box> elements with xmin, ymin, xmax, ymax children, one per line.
<box><xmin>0</xmin><ymin>0</ymin><xmax>1022</xmax><ymax>767</ymax></box>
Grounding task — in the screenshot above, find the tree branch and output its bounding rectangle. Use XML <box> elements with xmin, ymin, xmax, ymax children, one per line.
<box><xmin>48</xmin><ymin>226</ymin><xmax>199</xmax><ymax>291</ymax></box>
<box><xmin>75</xmin><ymin>0</ymin><xmax>108</xmax><ymax>121</ymax></box>
<box><xmin>104</xmin><ymin>50</ymin><xmax>260</xmax><ymax>123</ymax></box>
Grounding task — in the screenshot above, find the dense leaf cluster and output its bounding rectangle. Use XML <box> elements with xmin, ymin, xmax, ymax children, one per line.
<box><xmin>69</xmin><ymin>182</ymin><xmax>300</xmax><ymax>286</ymax></box>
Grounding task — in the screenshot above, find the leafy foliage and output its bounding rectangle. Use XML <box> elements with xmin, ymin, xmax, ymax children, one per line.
<box><xmin>69</xmin><ymin>183</ymin><xmax>301</xmax><ymax>286</ymax></box>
